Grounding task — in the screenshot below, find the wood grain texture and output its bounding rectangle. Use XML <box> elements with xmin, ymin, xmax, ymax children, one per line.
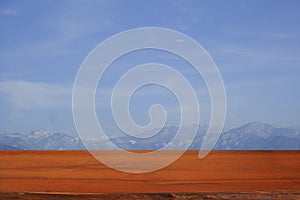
<box><xmin>0</xmin><ymin>151</ymin><xmax>299</xmax><ymax>194</ymax></box>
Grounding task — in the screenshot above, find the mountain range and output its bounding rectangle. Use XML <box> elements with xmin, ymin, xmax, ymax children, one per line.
<box><xmin>0</xmin><ymin>122</ymin><xmax>299</xmax><ymax>150</ymax></box>
<box><xmin>0</xmin><ymin>130</ymin><xmax>83</xmax><ymax>150</ymax></box>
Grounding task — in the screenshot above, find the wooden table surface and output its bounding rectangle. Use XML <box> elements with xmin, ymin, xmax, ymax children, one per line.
<box><xmin>0</xmin><ymin>150</ymin><xmax>299</xmax><ymax>194</ymax></box>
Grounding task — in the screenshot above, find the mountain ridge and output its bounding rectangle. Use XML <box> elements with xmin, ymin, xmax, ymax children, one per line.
<box><xmin>0</xmin><ymin>122</ymin><xmax>299</xmax><ymax>150</ymax></box>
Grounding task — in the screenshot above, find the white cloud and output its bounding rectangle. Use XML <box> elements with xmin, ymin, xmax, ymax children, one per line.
<box><xmin>1</xmin><ymin>8</ymin><xmax>18</xmax><ymax>16</ymax></box>
<box><xmin>0</xmin><ymin>81</ymin><xmax>71</xmax><ymax>110</ymax></box>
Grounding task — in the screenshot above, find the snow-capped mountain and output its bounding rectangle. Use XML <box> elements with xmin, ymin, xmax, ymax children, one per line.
<box><xmin>104</xmin><ymin>125</ymin><xmax>208</xmax><ymax>150</ymax></box>
<box><xmin>0</xmin><ymin>130</ymin><xmax>84</xmax><ymax>150</ymax></box>
<box><xmin>215</xmin><ymin>122</ymin><xmax>300</xmax><ymax>150</ymax></box>
<box><xmin>0</xmin><ymin>122</ymin><xmax>299</xmax><ymax>150</ymax></box>
<box><xmin>0</xmin><ymin>143</ymin><xmax>19</xmax><ymax>150</ymax></box>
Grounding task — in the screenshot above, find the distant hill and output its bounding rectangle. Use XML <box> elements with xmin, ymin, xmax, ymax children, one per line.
<box><xmin>0</xmin><ymin>122</ymin><xmax>299</xmax><ymax>150</ymax></box>
<box><xmin>0</xmin><ymin>143</ymin><xmax>19</xmax><ymax>150</ymax></box>
<box><xmin>0</xmin><ymin>130</ymin><xmax>84</xmax><ymax>150</ymax></box>
<box><xmin>214</xmin><ymin>122</ymin><xmax>300</xmax><ymax>150</ymax></box>
<box><xmin>107</xmin><ymin>122</ymin><xmax>300</xmax><ymax>150</ymax></box>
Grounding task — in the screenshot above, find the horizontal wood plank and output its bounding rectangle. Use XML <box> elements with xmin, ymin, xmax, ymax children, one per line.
<box><xmin>0</xmin><ymin>150</ymin><xmax>299</xmax><ymax>193</ymax></box>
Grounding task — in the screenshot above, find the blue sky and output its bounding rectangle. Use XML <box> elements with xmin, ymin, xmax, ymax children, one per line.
<box><xmin>0</xmin><ymin>0</ymin><xmax>300</xmax><ymax>135</ymax></box>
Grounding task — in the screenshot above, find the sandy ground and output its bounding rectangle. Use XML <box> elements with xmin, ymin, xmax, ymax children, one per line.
<box><xmin>0</xmin><ymin>150</ymin><xmax>299</xmax><ymax>196</ymax></box>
